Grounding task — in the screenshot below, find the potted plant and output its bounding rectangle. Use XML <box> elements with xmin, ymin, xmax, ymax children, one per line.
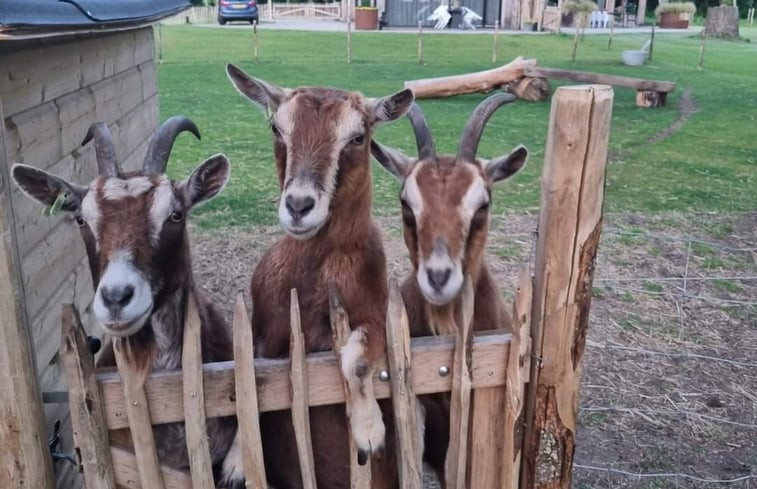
<box><xmin>655</xmin><ymin>1</ymin><xmax>696</xmax><ymax>28</ymax></box>
<box><xmin>354</xmin><ymin>0</ymin><xmax>379</xmax><ymax>30</ymax></box>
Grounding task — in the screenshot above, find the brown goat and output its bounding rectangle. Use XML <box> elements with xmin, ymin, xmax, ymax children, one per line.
<box><xmin>12</xmin><ymin>118</ymin><xmax>239</xmax><ymax>482</ymax></box>
<box><xmin>223</xmin><ymin>63</ymin><xmax>414</xmax><ymax>488</ymax></box>
<box><xmin>370</xmin><ymin>95</ymin><xmax>528</xmax><ymax>482</ymax></box>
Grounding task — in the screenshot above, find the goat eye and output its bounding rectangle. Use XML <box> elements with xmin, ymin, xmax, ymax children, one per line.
<box><xmin>350</xmin><ymin>134</ymin><xmax>365</xmax><ymax>145</ymax></box>
<box><xmin>271</xmin><ymin>123</ymin><xmax>280</xmax><ymax>136</ymax></box>
<box><xmin>401</xmin><ymin>201</ymin><xmax>415</xmax><ymax>225</ymax></box>
<box><xmin>477</xmin><ymin>202</ymin><xmax>490</xmax><ymax>214</ymax></box>
<box><xmin>169</xmin><ymin>211</ymin><xmax>184</xmax><ymax>223</ymax></box>
<box><xmin>74</xmin><ymin>216</ymin><xmax>85</xmax><ymax>227</ymax></box>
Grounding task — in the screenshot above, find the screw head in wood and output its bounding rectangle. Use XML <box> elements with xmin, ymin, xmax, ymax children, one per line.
<box><xmin>132</xmin><ymin>401</ymin><xmax>139</xmax><ymax>406</ymax></box>
<box><xmin>378</xmin><ymin>370</ymin><xmax>390</xmax><ymax>382</ymax></box>
<box><xmin>438</xmin><ymin>365</ymin><xmax>450</xmax><ymax>377</ymax></box>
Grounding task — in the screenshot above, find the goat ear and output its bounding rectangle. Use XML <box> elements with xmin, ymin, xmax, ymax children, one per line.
<box><xmin>226</xmin><ymin>63</ymin><xmax>289</xmax><ymax>113</ymax></box>
<box><xmin>369</xmin><ymin>88</ymin><xmax>414</xmax><ymax>125</ymax></box>
<box><xmin>485</xmin><ymin>145</ymin><xmax>528</xmax><ymax>183</ymax></box>
<box><xmin>370</xmin><ymin>141</ymin><xmax>412</xmax><ymax>180</ymax></box>
<box><xmin>11</xmin><ymin>164</ymin><xmax>86</xmax><ymax>212</ymax></box>
<box><xmin>182</xmin><ymin>154</ymin><xmax>231</xmax><ymax>209</ymax></box>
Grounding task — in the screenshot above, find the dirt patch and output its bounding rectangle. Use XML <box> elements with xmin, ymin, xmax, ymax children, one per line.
<box><xmin>190</xmin><ymin>211</ymin><xmax>756</xmax><ymax>488</ymax></box>
<box><xmin>646</xmin><ymin>89</ymin><xmax>699</xmax><ymax>146</ymax></box>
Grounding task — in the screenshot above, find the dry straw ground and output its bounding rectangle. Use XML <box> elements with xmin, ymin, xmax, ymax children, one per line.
<box><xmin>190</xmin><ymin>210</ymin><xmax>756</xmax><ymax>488</ymax></box>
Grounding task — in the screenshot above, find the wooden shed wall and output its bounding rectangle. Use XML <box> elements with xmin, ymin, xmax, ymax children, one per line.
<box><xmin>0</xmin><ymin>26</ymin><xmax>159</xmax><ymax>488</ymax></box>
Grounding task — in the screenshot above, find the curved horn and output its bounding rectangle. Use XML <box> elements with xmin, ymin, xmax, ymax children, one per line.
<box><xmin>82</xmin><ymin>123</ymin><xmax>119</xmax><ymax>178</ymax></box>
<box><xmin>406</xmin><ymin>103</ymin><xmax>437</xmax><ymax>165</ymax></box>
<box><xmin>143</xmin><ymin>116</ymin><xmax>201</xmax><ymax>175</ymax></box>
<box><xmin>456</xmin><ymin>93</ymin><xmax>516</xmax><ymax>163</ymax></box>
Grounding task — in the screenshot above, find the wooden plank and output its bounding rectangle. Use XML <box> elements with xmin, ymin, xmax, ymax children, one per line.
<box><xmin>445</xmin><ymin>279</ymin><xmax>474</xmax><ymax>489</ymax></box>
<box><xmin>110</xmin><ymin>447</ymin><xmax>192</xmax><ymax>489</ymax></box>
<box><xmin>181</xmin><ymin>294</ymin><xmax>215</xmax><ymax>488</ymax></box>
<box><xmin>232</xmin><ymin>294</ymin><xmax>267</xmax><ymax>488</ymax></box>
<box><xmin>520</xmin><ymin>85</ymin><xmax>613</xmax><ymax>489</ymax></box>
<box><xmin>385</xmin><ymin>283</ymin><xmax>423</xmax><ymax>489</ymax></box>
<box><xmin>404</xmin><ymin>57</ymin><xmax>537</xmax><ymax>99</ymax></box>
<box><xmin>502</xmin><ymin>270</ymin><xmax>533</xmax><ymax>489</ymax></box>
<box><xmin>525</xmin><ymin>66</ymin><xmax>676</xmax><ymax>92</ymax></box>
<box><xmin>328</xmin><ymin>287</ymin><xmax>371</xmax><ymax>488</ymax></box>
<box><xmin>113</xmin><ymin>338</ymin><xmax>166</xmax><ymax>489</ymax></box>
<box><xmin>468</xmin><ymin>386</ymin><xmax>505</xmax><ymax>489</ymax></box>
<box><xmin>0</xmin><ymin>98</ymin><xmax>56</xmax><ymax>489</ymax></box>
<box><xmin>99</xmin><ymin>332</ymin><xmax>511</xmax><ymax>430</ymax></box>
<box><xmin>60</xmin><ymin>304</ymin><xmax>117</xmax><ymax>489</ymax></box>
<box><xmin>289</xmin><ymin>289</ymin><xmax>317</xmax><ymax>489</ymax></box>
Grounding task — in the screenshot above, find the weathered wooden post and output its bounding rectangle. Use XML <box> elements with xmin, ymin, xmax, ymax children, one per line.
<box><xmin>253</xmin><ymin>20</ymin><xmax>259</xmax><ymax>64</ymax></box>
<box><xmin>492</xmin><ymin>20</ymin><xmax>500</xmax><ymax>64</ymax></box>
<box><xmin>519</xmin><ymin>85</ymin><xmax>613</xmax><ymax>489</ymax></box>
<box><xmin>61</xmin><ymin>305</ymin><xmax>117</xmax><ymax>489</ymax></box>
<box><xmin>418</xmin><ymin>21</ymin><xmax>424</xmax><ymax>65</ymax></box>
<box><xmin>0</xmin><ymin>100</ymin><xmax>56</xmax><ymax>489</ymax></box>
<box><xmin>347</xmin><ymin>1</ymin><xmax>353</xmax><ymax>64</ymax></box>
<box><xmin>697</xmin><ymin>28</ymin><xmax>707</xmax><ymax>70</ymax></box>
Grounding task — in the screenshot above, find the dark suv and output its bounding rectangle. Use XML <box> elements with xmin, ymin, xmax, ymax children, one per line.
<box><xmin>218</xmin><ymin>0</ymin><xmax>259</xmax><ymax>24</ymax></box>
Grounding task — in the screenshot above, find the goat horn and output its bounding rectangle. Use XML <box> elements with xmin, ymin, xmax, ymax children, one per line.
<box><xmin>407</xmin><ymin>103</ymin><xmax>437</xmax><ymax>165</ymax></box>
<box><xmin>82</xmin><ymin>123</ymin><xmax>120</xmax><ymax>178</ymax></box>
<box><xmin>456</xmin><ymin>93</ymin><xmax>516</xmax><ymax>164</ymax></box>
<box><xmin>143</xmin><ymin>116</ymin><xmax>201</xmax><ymax>175</ymax></box>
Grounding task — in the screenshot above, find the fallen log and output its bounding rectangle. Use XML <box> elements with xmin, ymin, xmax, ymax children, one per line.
<box><xmin>404</xmin><ymin>57</ymin><xmax>538</xmax><ymax>99</ymax></box>
<box><xmin>506</xmin><ymin>76</ymin><xmax>551</xmax><ymax>102</ymax></box>
<box><xmin>524</xmin><ymin>66</ymin><xmax>676</xmax><ymax>92</ymax></box>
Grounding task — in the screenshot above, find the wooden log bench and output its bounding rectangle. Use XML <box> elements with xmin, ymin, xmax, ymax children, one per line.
<box><xmin>524</xmin><ymin>66</ymin><xmax>676</xmax><ymax>107</ymax></box>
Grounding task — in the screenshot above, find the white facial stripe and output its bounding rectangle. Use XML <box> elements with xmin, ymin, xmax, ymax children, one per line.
<box><xmin>460</xmin><ymin>173</ymin><xmax>488</xmax><ymax>223</ymax></box>
<box><xmin>149</xmin><ymin>177</ymin><xmax>176</xmax><ymax>247</ymax></box>
<box><xmin>80</xmin><ymin>189</ymin><xmax>101</xmax><ymax>242</ymax></box>
<box><xmin>401</xmin><ymin>162</ymin><xmax>426</xmax><ymax>218</ymax></box>
<box><xmin>102</xmin><ymin>176</ymin><xmax>153</xmax><ymax>200</ymax></box>
<box><xmin>93</xmin><ymin>249</ymin><xmax>154</xmax><ymax>336</ymax></box>
<box><xmin>335</xmin><ymin>108</ymin><xmax>365</xmax><ymax>144</ymax></box>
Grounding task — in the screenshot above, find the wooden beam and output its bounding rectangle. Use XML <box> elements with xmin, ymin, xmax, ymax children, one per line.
<box><xmin>524</xmin><ymin>66</ymin><xmax>676</xmax><ymax>92</ymax></box>
<box><xmin>110</xmin><ymin>447</ymin><xmax>192</xmax><ymax>489</ymax></box>
<box><xmin>289</xmin><ymin>289</ymin><xmax>317</xmax><ymax>489</ymax></box>
<box><xmin>60</xmin><ymin>304</ymin><xmax>117</xmax><ymax>489</ymax></box>
<box><xmin>0</xmin><ymin>98</ymin><xmax>56</xmax><ymax>489</ymax></box>
<box><xmin>232</xmin><ymin>294</ymin><xmax>267</xmax><ymax>488</ymax></box>
<box><xmin>99</xmin><ymin>333</ymin><xmax>512</xmax><ymax>431</ymax></box>
<box><xmin>501</xmin><ymin>270</ymin><xmax>532</xmax><ymax>489</ymax></box>
<box><xmin>445</xmin><ymin>279</ymin><xmax>474</xmax><ymax>489</ymax></box>
<box><xmin>520</xmin><ymin>85</ymin><xmax>613</xmax><ymax>489</ymax></box>
<box><xmin>329</xmin><ymin>287</ymin><xmax>371</xmax><ymax>488</ymax></box>
<box><xmin>385</xmin><ymin>283</ymin><xmax>423</xmax><ymax>489</ymax></box>
<box><xmin>181</xmin><ymin>294</ymin><xmax>215</xmax><ymax>488</ymax></box>
<box><xmin>113</xmin><ymin>338</ymin><xmax>166</xmax><ymax>489</ymax></box>
<box><xmin>404</xmin><ymin>57</ymin><xmax>538</xmax><ymax>99</ymax></box>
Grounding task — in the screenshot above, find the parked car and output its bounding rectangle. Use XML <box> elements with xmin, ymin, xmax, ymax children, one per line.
<box><xmin>218</xmin><ymin>0</ymin><xmax>259</xmax><ymax>24</ymax></box>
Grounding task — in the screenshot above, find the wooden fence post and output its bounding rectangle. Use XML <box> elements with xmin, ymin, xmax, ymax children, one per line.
<box><xmin>520</xmin><ymin>85</ymin><xmax>613</xmax><ymax>489</ymax></box>
<box><xmin>60</xmin><ymin>305</ymin><xmax>117</xmax><ymax>489</ymax></box>
<box><xmin>418</xmin><ymin>21</ymin><xmax>424</xmax><ymax>65</ymax></box>
<box><xmin>253</xmin><ymin>21</ymin><xmax>259</xmax><ymax>64</ymax></box>
<box><xmin>0</xmin><ymin>99</ymin><xmax>56</xmax><ymax>489</ymax></box>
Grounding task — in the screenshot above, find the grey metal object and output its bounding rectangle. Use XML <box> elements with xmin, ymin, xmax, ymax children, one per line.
<box><xmin>379</xmin><ymin>370</ymin><xmax>390</xmax><ymax>382</ymax></box>
<box><xmin>438</xmin><ymin>365</ymin><xmax>450</xmax><ymax>377</ymax></box>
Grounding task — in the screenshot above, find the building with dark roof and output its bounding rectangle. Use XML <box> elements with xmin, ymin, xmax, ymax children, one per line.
<box><xmin>0</xmin><ymin>2</ymin><xmax>188</xmax><ymax>487</ymax></box>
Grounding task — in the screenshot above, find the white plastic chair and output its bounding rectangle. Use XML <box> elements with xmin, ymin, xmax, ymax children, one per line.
<box><xmin>427</xmin><ymin>5</ymin><xmax>451</xmax><ymax>30</ymax></box>
<box><xmin>461</xmin><ymin>6</ymin><xmax>482</xmax><ymax>29</ymax></box>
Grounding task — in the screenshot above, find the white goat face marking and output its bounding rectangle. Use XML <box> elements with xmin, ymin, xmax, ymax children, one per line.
<box><xmin>80</xmin><ymin>189</ymin><xmax>101</xmax><ymax>243</ymax></box>
<box><xmin>460</xmin><ymin>172</ymin><xmax>489</xmax><ymax>225</ymax></box>
<box><xmin>417</xmin><ymin>244</ymin><xmax>465</xmax><ymax>306</ymax></box>
<box><xmin>102</xmin><ymin>176</ymin><xmax>153</xmax><ymax>200</ymax></box>
<box><xmin>148</xmin><ymin>177</ymin><xmax>176</xmax><ymax>247</ymax></box>
<box><xmin>93</xmin><ymin>249</ymin><xmax>153</xmax><ymax>336</ymax></box>
<box><xmin>400</xmin><ymin>162</ymin><xmax>425</xmax><ymax>218</ymax></box>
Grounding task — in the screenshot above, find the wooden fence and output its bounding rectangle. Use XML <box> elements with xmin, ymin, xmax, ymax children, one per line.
<box><xmin>59</xmin><ymin>84</ymin><xmax>613</xmax><ymax>489</ymax></box>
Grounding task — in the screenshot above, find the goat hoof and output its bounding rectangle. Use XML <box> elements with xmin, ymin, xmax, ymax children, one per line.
<box><xmin>357</xmin><ymin>448</ymin><xmax>369</xmax><ymax>466</ymax></box>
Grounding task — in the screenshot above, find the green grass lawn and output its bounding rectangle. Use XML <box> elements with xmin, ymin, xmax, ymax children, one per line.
<box><xmin>158</xmin><ymin>25</ymin><xmax>756</xmax><ymax>228</ymax></box>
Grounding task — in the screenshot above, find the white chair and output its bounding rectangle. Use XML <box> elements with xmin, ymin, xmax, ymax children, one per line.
<box><xmin>600</xmin><ymin>10</ymin><xmax>610</xmax><ymax>28</ymax></box>
<box><xmin>590</xmin><ymin>10</ymin><xmax>600</xmax><ymax>27</ymax></box>
<box><xmin>428</xmin><ymin>5</ymin><xmax>451</xmax><ymax>30</ymax></box>
<box><xmin>461</xmin><ymin>6</ymin><xmax>482</xmax><ymax>29</ymax></box>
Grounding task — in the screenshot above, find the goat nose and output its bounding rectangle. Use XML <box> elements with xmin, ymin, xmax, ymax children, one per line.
<box><xmin>101</xmin><ymin>285</ymin><xmax>135</xmax><ymax>310</ymax></box>
<box><xmin>426</xmin><ymin>268</ymin><xmax>452</xmax><ymax>291</ymax></box>
<box><xmin>285</xmin><ymin>195</ymin><xmax>315</xmax><ymax>220</ymax></box>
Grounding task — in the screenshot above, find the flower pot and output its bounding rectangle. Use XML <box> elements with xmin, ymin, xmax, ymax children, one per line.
<box><xmin>659</xmin><ymin>12</ymin><xmax>689</xmax><ymax>28</ymax></box>
<box><xmin>355</xmin><ymin>7</ymin><xmax>379</xmax><ymax>30</ymax></box>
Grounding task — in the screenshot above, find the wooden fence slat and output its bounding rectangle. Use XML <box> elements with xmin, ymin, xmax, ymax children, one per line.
<box><xmin>445</xmin><ymin>278</ymin><xmax>475</xmax><ymax>489</ymax></box>
<box><xmin>501</xmin><ymin>270</ymin><xmax>533</xmax><ymax>489</ymax></box>
<box><xmin>113</xmin><ymin>338</ymin><xmax>166</xmax><ymax>489</ymax></box>
<box><xmin>181</xmin><ymin>294</ymin><xmax>215</xmax><ymax>488</ymax></box>
<box><xmin>385</xmin><ymin>282</ymin><xmax>423</xmax><ymax>489</ymax></box>
<box><xmin>60</xmin><ymin>304</ymin><xmax>117</xmax><ymax>489</ymax></box>
<box><xmin>520</xmin><ymin>85</ymin><xmax>613</xmax><ymax>489</ymax></box>
<box><xmin>328</xmin><ymin>287</ymin><xmax>372</xmax><ymax>488</ymax></box>
<box><xmin>468</xmin><ymin>370</ymin><xmax>506</xmax><ymax>488</ymax></box>
<box><xmin>100</xmin><ymin>333</ymin><xmax>511</xmax><ymax>430</ymax></box>
<box><xmin>289</xmin><ymin>289</ymin><xmax>318</xmax><ymax>489</ymax></box>
<box><xmin>232</xmin><ymin>294</ymin><xmax>268</xmax><ymax>488</ymax></box>
<box><xmin>110</xmin><ymin>447</ymin><xmax>192</xmax><ymax>489</ymax></box>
